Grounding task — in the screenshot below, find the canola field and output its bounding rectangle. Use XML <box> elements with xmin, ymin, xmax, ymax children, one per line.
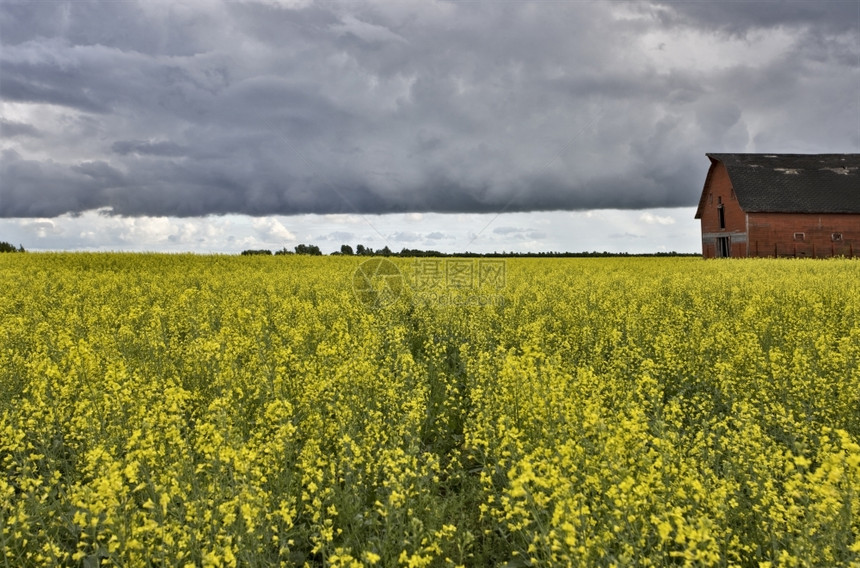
<box><xmin>1</xmin><ymin>253</ymin><xmax>859</xmax><ymax>567</ymax></box>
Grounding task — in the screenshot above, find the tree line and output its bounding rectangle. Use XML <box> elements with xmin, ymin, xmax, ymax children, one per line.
<box><xmin>241</xmin><ymin>243</ymin><xmax>698</xmax><ymax>257</ymax></box>
<box><xmin>0</xmin><ymin>241</ymin><xmax>25</xmax><ymax>253</ymax></box>
<box><xmin>0</xmin><ymin>240</ymin><xmax>693</xmax><ymax>257</ymax></box>
<box><xmin>241</xmin><ymin>244</ymin><xmax>323</xmax><ymax>256</ymax></box>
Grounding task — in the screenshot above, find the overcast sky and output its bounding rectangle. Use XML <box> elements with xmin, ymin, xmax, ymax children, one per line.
<box><xmin>1</xmin><ymin>0</ymin><xmax>858</xmax><ymax>253</ymax></box>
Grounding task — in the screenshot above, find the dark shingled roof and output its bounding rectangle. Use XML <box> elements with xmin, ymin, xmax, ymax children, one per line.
<box><xmin>695</xmin><ymin>153</ymin><xmax>860</xmax><ymax>218</ymax></box>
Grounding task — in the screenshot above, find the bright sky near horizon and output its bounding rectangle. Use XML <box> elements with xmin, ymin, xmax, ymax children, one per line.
<box><xmin>1</xmin><ymin>0</ymin><xmax>858</xmax><ymax>253</ymax></box>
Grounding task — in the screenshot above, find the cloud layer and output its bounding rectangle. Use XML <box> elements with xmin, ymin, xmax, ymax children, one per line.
<box><xmin>1</xmin><ymin>208</ymin><xmax>700</xmax><ymax>255</ymax></box>
<box><xmin>1</xmin><ymin>0</ymin><xmax>858</xmax><ymax>218</ymax></box>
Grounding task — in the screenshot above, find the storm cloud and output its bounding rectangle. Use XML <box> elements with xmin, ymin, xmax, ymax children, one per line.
<box><xmin>1</xmin><ymin>0</ymin><xmax>858</xmax><ymax>218</ymax></box>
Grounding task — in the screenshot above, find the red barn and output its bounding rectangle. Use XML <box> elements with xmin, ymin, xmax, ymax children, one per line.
<box><xmin>695</xmin><ymin>153</ymin><xmax>860</xmax><ymax>258</ymax></box>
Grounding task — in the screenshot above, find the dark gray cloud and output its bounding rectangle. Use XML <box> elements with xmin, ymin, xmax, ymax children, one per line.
<box><xmin>648</xmin><ymin>1</ymin><xmax>860</xmax><ymax>35</ymax></box>
<box><xmin>0</xmin><ymin>119</ymin><xmax>41</xmax><ymax>138</ymax></box>
<box><xmin>1</xmin><ymin>0</ymin><xmax>857</xmax><ymax>218</ymax></box>
<box><xmin>112</xmin><ymin>140</ymin><xmax>188</xmax><ymax>157</ymax></box>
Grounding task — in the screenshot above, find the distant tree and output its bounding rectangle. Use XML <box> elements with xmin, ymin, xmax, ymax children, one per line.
<box><xmin>274</xmin><ymin>247</ymin><xmax>294</xmax><ymax>255</ymax></box>
<box><xmin>0</xmin><ymin>241</ymin><xmax>24</xmax><ymax>253</ymax></box>
<box><xmin>379</xmin><ymin>245</ymin><xmax>392</xmax><ymax>256</ymax></box>
<box><xmin>340</xmin><ymin>244</ymin><xmax>354</xmax><ymax>256</ymax></box>
<box><xmin>356</xmin><ymin>244</ymin><xmax>374</xmax><ymax>256</ymax></box>
<box><xmin>294</xmin><ymin>244</ymin><xmax>322</xmax><ymax>255</ymax></box>
<box><xmin>240</xmin><ymin>249</ymin><xmax>272</xmax><ymax>256</ymax></box>
<box><xmin>399</xmin><ymin>248</ymin><xmax>445</xmax><ymax>257</ymax></box>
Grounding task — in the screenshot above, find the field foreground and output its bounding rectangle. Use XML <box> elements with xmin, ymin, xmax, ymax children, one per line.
<box><xmin>1</xmin><ymin>254</ymin><xmax>859</xmax><ymax>567</ymax></box>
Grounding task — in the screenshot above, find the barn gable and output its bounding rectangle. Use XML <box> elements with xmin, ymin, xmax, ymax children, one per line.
<box><xmin>695</xmin><ymin>153</ymin><xmax>860</xmax><ymax>258</ymax></box>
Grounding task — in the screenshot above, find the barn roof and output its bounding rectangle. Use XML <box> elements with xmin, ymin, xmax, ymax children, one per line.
<box><xmin>695</xmin><ymin>153</ymin><xmax>860</xmax><ymax>218</ymax></box>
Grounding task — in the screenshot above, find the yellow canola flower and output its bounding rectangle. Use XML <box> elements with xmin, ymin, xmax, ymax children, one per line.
<box><xmin>1</xmin><ymin>254</ymin><xmax>859</xmax><ymax>567</ymax></box>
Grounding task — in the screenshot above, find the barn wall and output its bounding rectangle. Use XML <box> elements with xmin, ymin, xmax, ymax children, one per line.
<box><xmin>747</xmin><ymin>213</ymin><xmax>860</xmax><ymax>258</ymax></box>
<box><xmin>699</xmin><ymin>161</ymin><xmax>747</xmax><ymax>258</ymax></box>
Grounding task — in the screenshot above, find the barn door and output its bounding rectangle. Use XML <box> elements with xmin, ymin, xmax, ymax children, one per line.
<box><xmin>716</xmin><ymin>237</ymin><xmax>731</xmax><ymax>258</ymax></box>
